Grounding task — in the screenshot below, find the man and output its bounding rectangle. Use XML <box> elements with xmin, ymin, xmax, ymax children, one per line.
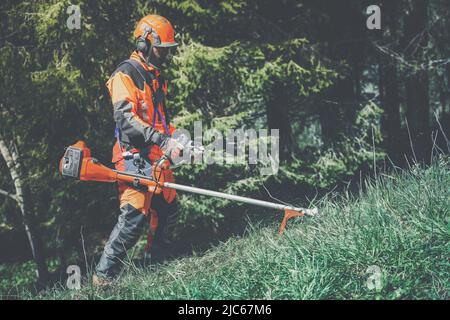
<box><xmin>93</xmin><ymin>14</ymin><xmax>184</xmax><ymax>285</ymax></box>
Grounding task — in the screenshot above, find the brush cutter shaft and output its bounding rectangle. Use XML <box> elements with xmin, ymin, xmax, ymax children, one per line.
<box><xmin>114</xmin><ymin>168</ymin><xmax>315</xmax><ymax>215</ymax></box>
<box><xmin>163</xmin><ymin>182</ymin><xmax>314</xmax><ymax>216</ymax></box>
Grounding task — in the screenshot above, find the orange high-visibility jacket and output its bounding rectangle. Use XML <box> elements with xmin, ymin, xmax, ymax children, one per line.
<box><xmin>106</xmin><ymin>51</ymin><xmax>176</xmax><ymax>164</ymax></box>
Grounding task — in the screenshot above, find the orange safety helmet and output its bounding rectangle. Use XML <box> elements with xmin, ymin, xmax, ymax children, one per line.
<box><xmin>134</xmin><ymin>14</ymin><xmax>178</xmax><ymax>49</ymax></box>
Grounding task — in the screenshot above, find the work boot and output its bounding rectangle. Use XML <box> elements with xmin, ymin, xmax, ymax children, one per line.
<box><xmin>92</xmin><ymin>274</ymin><xmax>112</xmax><ymax>287</ymax></box>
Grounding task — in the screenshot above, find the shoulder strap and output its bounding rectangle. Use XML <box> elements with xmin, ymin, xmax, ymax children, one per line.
<box><xmin>117</xmin><ymin>59</ymin><xmax>159</xmax><ymax>116</ymax></box>
<box><xmin>118</xmin><ymin>59</ymin><xmax>155</xmax><ymax>85</ymax></box>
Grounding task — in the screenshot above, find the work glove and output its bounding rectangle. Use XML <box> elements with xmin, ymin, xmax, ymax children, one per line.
<box><xmin>182</xmin><ymin>139</ymin><xmax>205</xmax><ymax>163</ymax></box>
<box><xmin>168</xmin><ymin>133</ymin><xmax>205</xmax><ymax>167</ymax></box>
<box><xmin>160</xmin><ymin>137</ymin><xmax>184</xmax><ymax>164</ymax></box>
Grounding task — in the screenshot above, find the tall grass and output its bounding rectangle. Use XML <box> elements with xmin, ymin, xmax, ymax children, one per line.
<box><xmin>20</xmin><ymin>157</ymin><xmax>450</xmax><ymax>299</ymax></box>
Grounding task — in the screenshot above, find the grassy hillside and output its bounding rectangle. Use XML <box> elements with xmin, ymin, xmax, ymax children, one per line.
<box><xmin>21</xmin><ymin>158</ymin><xmax>450</xmax><ymax>299</ymax></box>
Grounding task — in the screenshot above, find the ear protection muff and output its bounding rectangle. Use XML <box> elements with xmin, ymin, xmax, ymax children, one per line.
<box><xmin>136</xmin><ymin>27</ymin><xmax>151</xmax><ymax>54</ymax></box>
<box><xmin>136</xmin><ymin>26</ymin><xmax>161</xmax><ymax>55</ymax></box>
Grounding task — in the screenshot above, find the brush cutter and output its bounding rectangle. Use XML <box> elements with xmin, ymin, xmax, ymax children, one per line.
<box><xmin>59</xmin><ymin>141</ymin><xmax>317</xmax><ymax>234</ymax></box>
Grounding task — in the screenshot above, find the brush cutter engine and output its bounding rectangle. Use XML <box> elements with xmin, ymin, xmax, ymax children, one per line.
<box><xmin>60</xmin><ymin>145</ymin><xmax>84</xmax><ymax>179</ymax></box>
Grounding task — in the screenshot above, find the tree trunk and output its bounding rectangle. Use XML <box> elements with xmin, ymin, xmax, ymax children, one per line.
<box><xmin>319</xmin><ymin>1</ymin><xmax>364</xmax><ymax>140</ymax></box>
<box><xmin>0</xmin><ymin>136</ymin><xmax>49</xmax><ymax>284</ymax></box>
<box><xmin>404</xmin><ymin>0</ymin><xmax>430</xmax><ymax>162</ymax></box>
<box><xmin>447</xmin><ymin>64</ymin><xmax>450</xmax><ymax>114</ymax></box>
<box><xmin>266</xmin><ymin>81</ymin><xmax>293</xmax><ymax>162</ymax></box>
<box><xmin>378</xmin><ymin>0</ymin><xmax>402</xmax><ymax>162</ymax></box>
